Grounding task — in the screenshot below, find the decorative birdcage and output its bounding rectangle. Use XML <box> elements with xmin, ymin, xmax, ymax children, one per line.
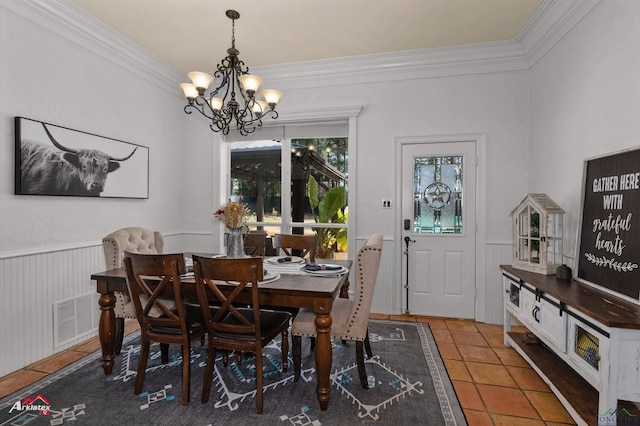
<box><xmin>512</xmin><ymin>194</ymin><xmax>564</xmax><ymax>275</ymax></box>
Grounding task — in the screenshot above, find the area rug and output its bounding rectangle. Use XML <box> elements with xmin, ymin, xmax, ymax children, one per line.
<box><xmin>0</xmin><ymin>320</ymin><xmax>466</xmax><ymax>425</ymax></box>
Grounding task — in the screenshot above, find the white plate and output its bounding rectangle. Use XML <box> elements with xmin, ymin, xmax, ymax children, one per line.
<box><xmin>265</xmin><ymin>256</ymin><xmax>305</xmax><ymax>265</ymax></box>
<box><xmin>259</xmin><ymin>270</ymin><xmax>281</xmax><ymax>284</ymax></box>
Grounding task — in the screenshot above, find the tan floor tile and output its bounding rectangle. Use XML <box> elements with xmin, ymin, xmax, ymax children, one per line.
<box><xmin>458</xmin><ymin>345</ymin><xmax>502</xmax><ymax>364</ymax></box>
<box><xmin>525</xmin><ymin>390</ymin><xmax>574</xmax><ymax>423</ymax></box>
<box><xmin>443</xmin><ymin>359</ymin><xmax>472</xmax><ymax>381</ymax></box>
<box><xmin>411</xmin><ymin>315</ymin><xmax>438</xmax><ymax>324</ymax></box>
<box><xmin>492</xmin><ymin>414</ymin><xmax>546</xmax><ymax>425</ymax></box>
<box><xmin>494</xmin><ymin>347</ymin><xmax>529</xmax><ymax>367</ymax></box>
<box><xmin>446</xmin><ymin>319</ymin><xmax>479</xmax><ymax>332</ymax></box>
<box><xmin>506</xmin><ymin>366</ymin><xmax>550</xmax><ymax>392</ymax></box>
<box><xmin>0</xmin><ymin>370</ymin><xmax>48</xmax><ymax>398</ymax></box>
<box><xmin>432</xmin><ymin>329</ymin><xmax>454</xmax><ymax>344</ymax></box>
<box><xmin>422</xmin><ymin>317</ymin><xmax>448</xmax><ymax>329</ymax></box>
<box><xmin>124</xmin><ymin>319</ymin><xmax>140</xmax><ymax>334</ymax></box>
<box><xmin>476</xmin><ymin>322</ymin><xmax>504</xmax><ymax>335</ymax></box>
<box><xmin>477</xmin><ymin>384</ymin><xmax>540</xmax><ymax>419</ymax></box>
<box><xmin>28</xmin><ymin>351</ymin><xmax>86</xmax><ymax>374</ymax></box>
<box><xmin>484</xmin><ymin>333</ymin><xmax>509</xmax><ymax>349</ymax></box>
<box><xmin>466</xmin><ymin>362</ymin><xmax>518</xmax><ymax>387</ymax></box>
<box><xmin>73</xmin><ymin>337</ymin><xmax>102</xmax><ymax>353</ymax></box>
<box><xmin>453</xmin><ymin>380</ymin><xmax>485</xmax><ymax>410</ymax></box>
<box><xmin>436</xmin><ymin>342</ymin><xmax>462</xmax><ymax>360</ymax></box>
<box><xmin>464</xmin><ymin>409</ymin><xmax>493</xmax><ymax>426</ymax></box>
<box><xmin>451</xmin><ymin>330</ymin><xmax>489</xmax><ymax>347</ymax></box>
<box><xmin>389</xmin><ymin>314</ymin><xmax>416</xmax><ymax>322</ymax></box>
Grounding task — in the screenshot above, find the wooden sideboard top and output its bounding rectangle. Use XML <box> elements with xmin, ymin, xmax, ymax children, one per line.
<box><xmin>501</xmin><ymin>265</ymin><xmax>640</xmax><ymax>330</ymax></box>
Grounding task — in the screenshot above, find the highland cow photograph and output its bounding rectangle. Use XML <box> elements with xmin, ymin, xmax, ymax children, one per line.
<box><xmin>15</xmin><ymin>117</ymin><xmax>149</xmax><ymax>198</ymax></box>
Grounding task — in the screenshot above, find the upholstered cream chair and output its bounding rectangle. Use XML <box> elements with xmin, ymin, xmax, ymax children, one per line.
<box><xmin>291</xmin><ymin>233</ymin><xmax>383</xmax><ymax>388</ymax></box>
<box><xmin>102</xmin><ymin>227</ymin><xmax>164</xmax><ymax>354</ymax></box>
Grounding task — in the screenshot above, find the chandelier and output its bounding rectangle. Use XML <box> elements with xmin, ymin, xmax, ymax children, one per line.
<box><xmin>180</xmin><ymin>10</ymin><xmax>282</xmax><ymax>136</ymax></box>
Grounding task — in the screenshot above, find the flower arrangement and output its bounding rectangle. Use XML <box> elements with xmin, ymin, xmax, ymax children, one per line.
<box><xmin>215</xmin><ymin>200</ymin><xmax>250</xmax><ymax>229</ymax></box>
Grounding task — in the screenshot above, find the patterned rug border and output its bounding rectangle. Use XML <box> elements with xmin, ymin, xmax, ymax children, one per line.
<box><xmin>1</xmin><ymin>320</ymin><xmax>467</xmax><ymax>425</ymax></box>
<box><xmin>366</xmin><ymin>319</ymin><xmax>466</xmax><ymax>426</ymax></box>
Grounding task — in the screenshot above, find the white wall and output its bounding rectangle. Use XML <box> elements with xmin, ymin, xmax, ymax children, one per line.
<box><xmin>249</xmin><ymin>69</ymin><xmax>529</xmax><ymax>321</ymax></box>
<box><xmin>529</xmin><ymin>0</ymin><xmax>640</xmax><ymax>269</ymax></box>
<box><xmin>0</xmin><ymin>1</ymin><xmax>215</xmax><ymax>376</ymax></box>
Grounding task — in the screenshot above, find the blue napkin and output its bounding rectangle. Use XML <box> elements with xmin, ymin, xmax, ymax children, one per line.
<box><xmin>303</xmin><ymin>264</ymin><xmax>343</xmax><ymax>271</ymax></box>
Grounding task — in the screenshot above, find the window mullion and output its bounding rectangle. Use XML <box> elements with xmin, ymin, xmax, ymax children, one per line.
<box><xmin>280</xmin><ymin>138</ymin><xmax>292</xmax><ymax>234</ymax></box>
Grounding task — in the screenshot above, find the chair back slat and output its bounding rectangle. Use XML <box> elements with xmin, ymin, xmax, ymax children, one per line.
<box><xmin>124</xmin><ymin>252</ymin><xmax>188</xmax><ymax>332</ymax></box>
<box><xmin>192</xmin><ymin>255</ymin><xmax>263</xmax><ymax>338</ymax></box>
<box><xmin>273</xmin><ymin>234</ymin><xmax>317</xmax><ymax>262</ymax></box>
<box><xmin>243</xmin><ymin>231</ymin><xmax>267</xmax><ymax>257</ymax></box>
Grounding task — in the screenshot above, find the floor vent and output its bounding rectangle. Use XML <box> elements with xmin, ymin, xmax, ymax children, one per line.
<box><xmin>53</xmin><ymin>292</ymin><xmax>100</xmax><ymax>348</ymax></box>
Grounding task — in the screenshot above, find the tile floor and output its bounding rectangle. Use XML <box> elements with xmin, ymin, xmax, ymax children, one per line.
<box><xmin>0</xmin><ymin>316</ymin><xmax>575</xmax><ymax>425</ymax></box>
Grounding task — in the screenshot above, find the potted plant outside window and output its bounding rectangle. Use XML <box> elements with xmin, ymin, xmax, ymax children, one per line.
<box><xmin>307</xmin><ymin>175</ymin><xmax>347</xmax><ymax>259</ymax></box>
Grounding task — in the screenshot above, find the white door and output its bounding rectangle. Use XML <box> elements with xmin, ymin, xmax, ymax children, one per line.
<box><xmin>401</xmin><ymin>141</ymin><xmax>476</xmax><ymax>318</ymax></box>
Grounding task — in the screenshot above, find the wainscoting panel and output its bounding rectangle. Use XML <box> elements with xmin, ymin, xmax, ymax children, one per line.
<box><xmin>484</xmin><ymin>241</ymin><xmax>514</xmax><ymax>324</ymax></box>
<box><xmin>0</xmin><ymin>244</ymin><xmax>106</xmax><ymax>377</ymax></box>
<box><xmin>0</xmin><ymin>233</ymin><xmax>395</xmax><ymax>378</ymax></box>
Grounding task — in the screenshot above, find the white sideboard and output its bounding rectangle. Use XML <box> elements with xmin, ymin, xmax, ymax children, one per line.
<box><xmin>501</xmin><ymin>265</ymin><xmax>640</xmax><ymax>426</ymax></box>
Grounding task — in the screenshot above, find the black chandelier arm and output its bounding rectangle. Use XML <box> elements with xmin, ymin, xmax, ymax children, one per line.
<box><xmin>183</xmin><ymin>96</ymin><xmax>216</xmax><ymax>120</ymax></box>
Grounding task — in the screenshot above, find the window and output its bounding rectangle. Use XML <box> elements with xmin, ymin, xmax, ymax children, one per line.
<box><xmin>226</xmin><ymin>124</ymin><xmax>350</xmax><ymax>259</ymax></box>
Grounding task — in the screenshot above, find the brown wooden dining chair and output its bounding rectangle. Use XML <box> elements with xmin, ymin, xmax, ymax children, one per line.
<box><xmin>272</xmin><ymin>233</ymin><xmax>317</xmax><ymax>263</ymax></box>
<box><xmin>192</xmin><ymin>255</ymin><xmax>291</xmax><ymax>414</ymax></box>
<box><xmin>123</xmin><ymin>252</ymin><xmax>206</xmax><ymax>406</ymax></box>
<box><xmin>291</xmin><ymin>233</ymin><xmax>383</xmax><ymax>389</ymax></box>
<box><xmin>243</xmin><ymin>231</ymin><xmax>268</xmax><ymax>257</ymax></box>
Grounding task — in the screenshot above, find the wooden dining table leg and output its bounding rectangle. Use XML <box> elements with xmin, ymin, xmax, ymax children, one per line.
<box><xmin>314</xmin><ymin>301</ymin><xmax>333</xmax><ymax>411</ymax></box>
<box><xmin>96</xmin><ymin>278</ymin><xmax>116</xmax><ymax>375</ymax></box>
<box><xmin>339</xmin><ymin>278</ymin><xmax>350</xmax><ymax>299</ymax></box>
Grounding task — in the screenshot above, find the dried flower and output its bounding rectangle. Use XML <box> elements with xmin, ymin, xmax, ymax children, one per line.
<box><xmin>214</xmin><ymin>201</ymin><xmax>250</xmax><ymax>228</ymax></box>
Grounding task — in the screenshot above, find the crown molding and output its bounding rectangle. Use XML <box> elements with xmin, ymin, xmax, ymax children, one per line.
<box><xmin>1</xmin><ymin>0</ymin><xmax>184</xmax><ymax>96</ymax></box>
<box><xmin>2</xmin><ymin>0</ymin><xmax>601</xmax><ymax>94</ymax></box>
<box><xmin>254</xmin><ymin>40</ymin><xmax>529</xmax><ymax>90</ymax></box>
<box><xmin>518</xmin><ymin>0</ymin><xmax>601</xmax><ymax>67</ymax></box>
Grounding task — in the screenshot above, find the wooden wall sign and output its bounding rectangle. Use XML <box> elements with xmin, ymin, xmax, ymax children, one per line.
<box><xmin>576</xmin><ymin>147</ymin><xmax>640</xmax><ymax>301</ymax></box>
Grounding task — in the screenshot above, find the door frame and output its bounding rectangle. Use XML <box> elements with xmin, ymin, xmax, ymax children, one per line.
<box><xmin>394</xmin><ymin>134</ymin><xmax>487</xmax><ymax>322</ymax></box>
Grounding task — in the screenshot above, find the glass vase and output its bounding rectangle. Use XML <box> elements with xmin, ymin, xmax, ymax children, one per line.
<box><xmin>226</xmin><ymin>226</ymin><xmax>246</xmax><ymax>258</ymax></box>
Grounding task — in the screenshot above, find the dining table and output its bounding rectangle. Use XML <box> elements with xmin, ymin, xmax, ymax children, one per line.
<box><xmin>90</xmin><ymin>255</ymin><xmax>352</xmax><ymax>411</ymax></box>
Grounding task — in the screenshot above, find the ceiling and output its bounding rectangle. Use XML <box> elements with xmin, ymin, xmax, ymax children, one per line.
<box><xmin>70</xmin><ymin>0</ymin><xmax>543</xmax><ymax>75</ymax></box>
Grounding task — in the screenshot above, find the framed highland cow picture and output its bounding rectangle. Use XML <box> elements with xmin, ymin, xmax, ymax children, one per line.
<box><xmin>15</xmin><ymin>117</ymin><xmax>149</xmax><ymax>198</ymax></box>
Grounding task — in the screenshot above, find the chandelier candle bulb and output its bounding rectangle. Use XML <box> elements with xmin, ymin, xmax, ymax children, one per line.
<box><xmin>187</xmin><ymin>72</ymin><xmax>213</xmax><ymax>92</ymax></box>
<box><xmin>252</xmin><ymin>100</ymin><xmax>267</xmax><ymax>115</ymax></box>
<box><xmin>238</xmin><ymin>74</ymin><xmax>263</xmax><ymax>93</ymax></box>
<box><xmin>262</xmin><ymin>89</ymin><xmax>283</xmax><ymax>107</ymax></box>
<box><xmin>210</xmin><ymin>97</ymin><xmax>223</xmax><ymax>111</ymax></box>
<box><xmin>180</xmin><ymin>83</ymin><xmax>198</xmax><ymax>99</ymax></box>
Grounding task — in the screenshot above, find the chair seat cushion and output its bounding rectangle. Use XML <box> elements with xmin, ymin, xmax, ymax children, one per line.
<box><xmin>150</xmin><ymin>321</ymin><xmax>205</xmax><ymax>335</ymax></box>
<box><xmin>291</xmin><ymin>298</ymin><xmax>367</xmax><ymax>341</ymax></box>
<box><xmin>214</xmin><ymin>308</ymin><xmax>291</xmax><ymax>343</ymax></box>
